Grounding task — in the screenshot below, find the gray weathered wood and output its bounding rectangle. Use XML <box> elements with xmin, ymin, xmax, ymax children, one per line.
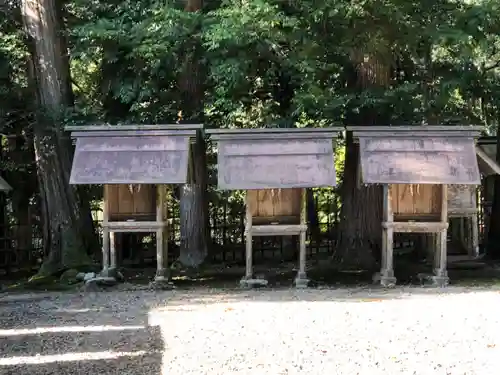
<box><xmin>349</xmin><ymin>125</ymin><xmax>482</xmax><ymax>137</ymax></box>
<box><xmin>208</xmin><ymin>127</ymin><xmax>342</xmax><ymax>139</ymax></box>
<box><xmin>250</xmin><ymin>224</ymin><xmax>307</xmax><ymax>236</ymax></box>
<box><xmin>384</xmin><ymin>221</ymin><xmax>448</xmax><ymax>233</ymax></box>
<box><xmin>214</xmin><ymin>135</ymin><xmax>338</xmax><ymax>189</ymax></box>
<box><xmin>296</xmin><ymin>188</ymin><xmax>308</xmax><ymax>288</ymax></box>
<box><xmin>0</xmin><ymin>177</ymin><xmax>12</xmax><ymax>192</ymax></box>
<box><xmin>380</xmin><ymin>184</ymin><xmax>396</xmax><ymax>287</ymax></box>
<box><xmin>447</xmin><ymin>184</ymin><xmax>477</xmax><ymax>216</ymax></box>
<box><xmin>70</xmin><ymin>136</ymin><xmax>190</xmax><ymax>184</ymax></box>
<box><xmin>358</xmin><ymin>137</ymin><xmax>480</xmax><ymax>185</ymax></box>
<box><xmin>102</xmin><ymin>221</ymin><xmax>167</xmax><ymax>231</ymax></box>
<box><xmin>65</xmin><ymin>124</ymin><xmax>203</xmax><ymax>132</ymax></box>
<box><xmin>476</xmin><ymin>144</ymin><xmax>500</xmax><ymax>176</ymax></box>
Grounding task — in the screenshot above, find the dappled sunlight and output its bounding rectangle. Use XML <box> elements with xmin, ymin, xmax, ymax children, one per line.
<box><xmin>55</xmin><ymin>308</ymin><xmax>102</xmax><ymax>314</ymax></box>
<box><xmin>0</xmin><ymin>350</ymin><xmax>148</xmax><ymax>366</ymax></box>
<box><xmin>147</xmin><ymin>285</ymin><xmax>500</xmax><ymax>312</ymax></box>
<box><xmin>0</xmin><ymin>324</ymin><xmax>145</xmax><ymax>337</ymax></box>
<box><xmin>148</xmin><ymin>288</ymin><xmax>500</xmax><ymax>374</ymax></box>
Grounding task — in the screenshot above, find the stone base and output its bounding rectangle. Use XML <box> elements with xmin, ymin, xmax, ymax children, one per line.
<box><xmin>155</xmin><ymin>269</ymin><xmax>170</xmax><ymax>280</ymax></box>
<box><xmin>372</xmin><ymin>272</ymin><xmax>397</xmax><ymax>287</ymax></box>
<box><xmin>294</xmin><ymin>272</ymin><xmax>309</xmax><ymax>289</ymax></box>
<box><xmin>431</xmin><ymin>275</ymin><xmax>449</xmax><ymax>287</ymax></box>
<box><xmin>100</xmin><ymin>268</ymin><xmax>123</xmax><ymax>281</ymax></box>
<box><xmin>417</xmin><ymin>273</ymin><xmax>449</xmax><ymax>287</ymax></box>
<box><xmin>380</xmin><ymin>276</ymin><xmax>397</xmax><ymax>287</ymax></box>
<box><xmin>239</xmin><ymin>278</ymin><xmax>269</xmax><ymax>288</ymax></box>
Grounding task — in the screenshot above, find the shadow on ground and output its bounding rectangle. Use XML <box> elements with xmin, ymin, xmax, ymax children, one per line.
<box><xmin>0</xmin><ymin>297</ymin><xmax>163</xmax><ymax>375</ymax></box>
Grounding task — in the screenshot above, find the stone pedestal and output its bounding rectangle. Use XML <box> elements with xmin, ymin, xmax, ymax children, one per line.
<box><xmin>239</xmin><ymin>277</ymin><xmax>269</xmax><ymax>288</ymax></box>
<box><xmin>294</xmin><ymin>271</ymin><xmax>309</xmax><ymax>289</ymax></box>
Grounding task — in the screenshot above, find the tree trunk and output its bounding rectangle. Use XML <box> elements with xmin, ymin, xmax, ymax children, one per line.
<box><xmin>176</xmin><ymin>0</ymin><xmax>209</xmax><ymax>267</ymax></box>
<box><xmin>21</xmin><ymin>0</ymin><xmax>94</xmax><ymax>276</ymax></box>
<box><xmin>335</xmin><ymin>132</ymin><xmax>383</xmax><ymax>269</ymax></box>
<box><xmin>335</xmin><ymin>51</ymin><xmax>391</xmax><ymax>269</ymax></box>
<box><xmin>486</xmin><ymin>125</ymin><xmax>500</xmax><ymax>259</ymax></box>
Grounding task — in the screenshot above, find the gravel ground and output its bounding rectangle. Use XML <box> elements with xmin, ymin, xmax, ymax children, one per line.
<box><xmin>1</xmin><ymin>286</ymin><xmax>500</xmax><ymax>375</ymax></box>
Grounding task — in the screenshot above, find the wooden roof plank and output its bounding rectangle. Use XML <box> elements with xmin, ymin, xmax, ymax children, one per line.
<box><xmin>476</xmin><ymin>145</ymin><xmax>500</xmax><ymax>176</ymax></box>
<box><xmin>68</xmin><ymin>127</ymin><xmax>198</xmax><ymax>185</ymax></box>
<box><xmin>358</xmin><ymin>136</ymin><xmax>481</xmax><ymax>185</ymax></box>
<box><xmin>209</xmin><ymin>128</ymin><xmax>341</xmax><ymax>190</ymax></box>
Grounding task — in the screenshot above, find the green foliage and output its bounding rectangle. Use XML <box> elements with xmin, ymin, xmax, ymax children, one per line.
<box><xmin>2</xmin><ymin>0</ymin><xmax>500</xmax><ymax>222</ymax></box>
<box><xmin>56</xmin><ymin>0</ymin><xmax>500</xmax><ymax>132</ymax></box>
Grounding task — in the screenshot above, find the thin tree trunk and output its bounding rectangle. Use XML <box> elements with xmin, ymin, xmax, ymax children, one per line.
<box><xmin>177</xmin><ymin>0</ymin><xmax>209</xmax><ymax>267</ymax></box>
<box><xmin>21</xmin><ymin>0</ymin><xmax>95</xmax><ymax>276</ymax></box>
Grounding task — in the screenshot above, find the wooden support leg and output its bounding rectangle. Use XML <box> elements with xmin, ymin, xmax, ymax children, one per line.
<box><xmin>432</xmin><ymin>230</ymin><xmax>449</xmax><ymax>286</ymax></box>
<box><xmin>471</xmin><ymin>214</ymin><xmax>479</xmax><ymax>258</ymax></box>
<box><xmin>108</xmin><ymin>231</ymin><xmax>118</xmax><ymax>279</ymax></box>
<box><xmin>432</xmin><ymin>184</ymin><xmax>449</xmax><ymax>287</ymax></box>
<box><xmin>295</xmin><ymin>189</ymin><xmax>309</xmax><ymax>288</ymax></box>
<box><xmin>380</xmin><ymin>226</ymin><xmax>396</xmax><ymax>287</ymax></box>
<box><xmin>240</xmin><ymin>192</ymin><xmax>267</xmax><ymax>288</ymax></box>
<box><xmin>155</xmin><ymin>228</ymin><xmax>169</xmax><ymax>281</ymax></box>
<box><xmin>101</xmin><ymin>227</ymin><xmax>110</xmax><ymax>277</ymax></box>
<box><xmin>153</xmin><ymin>185</ymin><xmax>173</xmax><ymax>288</ymax></box>
<box><xmin>380</xmin><ymin>185</ymin><xmax>396</xmax><ymax>287</ymax></box>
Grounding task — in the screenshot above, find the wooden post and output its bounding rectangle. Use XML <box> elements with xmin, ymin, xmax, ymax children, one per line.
<box><xmin>155</xmin><ymin>184</ymin><xmax>168</xmax><ymax>281</ymax></box>
<box><xmin>471</xmin><ymin>214</ymin><xmax>479</xmax><ymax>258</ymax></box>
<box><xmin>380</xmin><ymin>184</ymin><xmax>396</xmax><ymax>287</ymax></box>
<box><xmin>109</xmin><ymin>232</ymin><xmax>116</xmax><ymax>270</ymax></box>
<box><xmin>101</xmin><ymin>184</ymin><xmax>110</xmax><ymax>277</ymax></box>
<box><xmin>295</xmin><ymin>188</ymin><xmax>309</xmax><ymax>288</ymax></box>
<box><xmin>241</xmin><ymin>192</ymin><xmax>254</xmax><ymax>287</ymax></box>
<box><xmin>433</xmin><ymin>184</ymin><xmax>449</xmax><ymax>286</ymax></box>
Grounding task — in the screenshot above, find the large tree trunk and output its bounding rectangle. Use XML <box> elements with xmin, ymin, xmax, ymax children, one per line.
<box><xmin>21</xmin><ymin>0</ymin><xmax>95</xmax><ymax>276</ymax></box>
<box><xmin>335</xmin><ymin>132</ymin><xmax>383</xmax><ymax>269</ymax></box>
<box><xmin>335</xmin><ymin>51</ymin><xmax>391</xmax><ymax>270</ymax></box>
<box><xmin>176</xmin><ymin>0</ymin><xmax>209</xmax><ymax>267</ymax></box>
<box><xmin>486</xmin><ymin>125</ymin><xmax>500</xmax><ymax>259</ymax></box>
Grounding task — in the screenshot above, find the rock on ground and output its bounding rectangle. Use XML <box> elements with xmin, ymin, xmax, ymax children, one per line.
<box><xmin>1</xmin><ymin>286</ymin><xmax>500</xmax><ymax>374</ymax></box>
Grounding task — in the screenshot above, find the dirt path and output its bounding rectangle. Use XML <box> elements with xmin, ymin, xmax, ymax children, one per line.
<box><xmin>1</xmin><ymin>286</ymin><xmax>499</xmax><ymax>374</ymax></box>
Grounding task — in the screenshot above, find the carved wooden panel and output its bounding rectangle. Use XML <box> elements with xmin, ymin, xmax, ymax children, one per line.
<box><xmin>70</xmin><ymin>136</ymin><xmax>190</xmax><ymax>184</ymax></box>
<box><xmin>217</xmin><ymin>139</ymin><xmax>336</xmax><ymax>190</ymax></box>
<box><xmin>447</xmin><ymin>184</ymin><xmax>477</xmax><ymax>216</ymax></box>
<box><xmin>359</xmin><ymin>137</ymin><xmax>480</xmax><ymax>185</ymax></box>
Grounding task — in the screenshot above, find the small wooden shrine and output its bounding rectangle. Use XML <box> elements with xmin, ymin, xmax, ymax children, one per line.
<box><xmin>349</xmin><ymin>125</ymin><xmax>483</xmax><ymax>287</ymax></box>
<box><xmin>66</xmin><ymin>124</ymin><xmax>203</xmax><ymax>284</ymax></box>
<box><xmin>208</xmin><ymin>127</ymin><xmax>342</xmax><ymax>288</ymax></box>
<box><xmin>476</xmin><ymin>137</ymin><xmax>500</xmax><ymax>243</ymax></box>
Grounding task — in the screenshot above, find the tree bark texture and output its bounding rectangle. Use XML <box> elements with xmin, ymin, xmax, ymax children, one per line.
<box><xmin>336</xmin><ymin>132</ymin><xmax>383</xmax><ymax>269</ymax></box>
<box><xmin>486</xmin><ymin>125</ymin><xmax>500</xmax><ymax>259</ymax></box>
<box><xmin>177</xmin><ymin>0</ymin><xmax>209</xmax><ymax>267</ymax></box>
<box><xmin>336</xmin><ymin>51</ymin><xmax>391</xmax><ymax>269</ymax></box>
<box><xmin>21</xmin><ymin>0</ymin><xmax>95</xmax><ymax>276</ymax></box>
